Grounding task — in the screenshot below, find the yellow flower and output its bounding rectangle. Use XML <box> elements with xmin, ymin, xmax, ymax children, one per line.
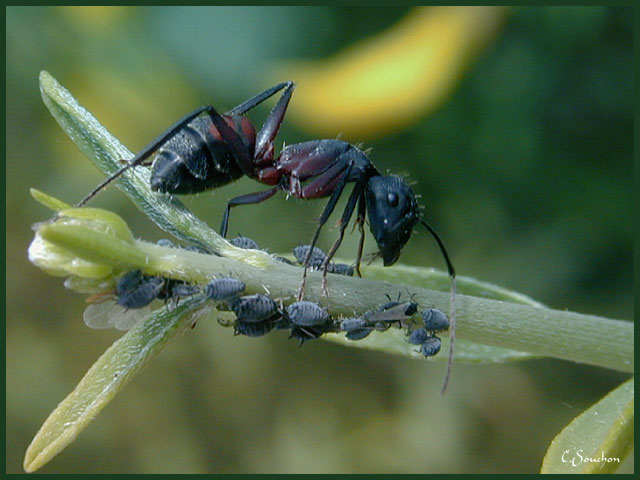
<box><xmin>278</xmin><ymin>7</ymin><xmax>508</xmax><ymax>139</ymax></box>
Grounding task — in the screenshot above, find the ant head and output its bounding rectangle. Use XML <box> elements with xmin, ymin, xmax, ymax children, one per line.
<box><xmin>365</xmin><ymin>175</ymin><xmax>419</xmax><ymax>266</ymax></box>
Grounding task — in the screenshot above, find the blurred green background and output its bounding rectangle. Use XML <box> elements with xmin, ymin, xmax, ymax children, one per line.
<box><xmin>6</xmin><ymin>6</ymin><xmax>633</xmax><ymax>474</ymax></box>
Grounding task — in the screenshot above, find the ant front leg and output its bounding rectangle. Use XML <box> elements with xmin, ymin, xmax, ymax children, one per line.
<box><xmin>354</xmin><ymin>192</ymin><xmax>367</xmax><ymax>277</ymax></box>
<box><xmin>226</xmin><ymin>81</ymin><xmax>295</xmax><ymax>167</ymax></box>
<box><xmin>319</xmin><ymin>180</ymin><xmax>366</xmax><ymax>295</ymax></box>
<box><xmin>296</xmin><ymin>161</ymin><xmax>355</xmax><ymax>301</ymax></box>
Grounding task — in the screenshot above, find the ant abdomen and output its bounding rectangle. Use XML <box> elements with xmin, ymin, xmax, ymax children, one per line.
<box><xmin>150</xmin><ymin>116</ymin><xmax>245</xmax><ymax>194</ymax></box>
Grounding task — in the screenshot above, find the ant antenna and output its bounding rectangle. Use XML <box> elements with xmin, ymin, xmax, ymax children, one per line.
<box><xmin>419</xmin><ymin>220</ymin><xmax>456</xmax><ymax>395</ymax></box>
<box><xmin>76</xmin><ymin>160</ymin><xmax>141</xmax><ymax>207</ymax></box>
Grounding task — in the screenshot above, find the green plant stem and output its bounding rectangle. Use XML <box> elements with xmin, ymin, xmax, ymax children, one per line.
<box><xmin>40</xmin><ymin>217</ymin><xmax>635</xmax><ymax>374</ymax></box>
<box><xmin>147</xmin><ymin>242</ymin><xmax>632</xmax><ymax>374</ymax></box>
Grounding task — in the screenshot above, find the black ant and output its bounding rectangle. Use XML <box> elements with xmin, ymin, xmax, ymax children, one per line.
<box><xmin>75</xmin><ymin>83</ymin><xmax>457</xmax><ymax>390</ymax></box>
<box><xmin>75</xmin><ymin>82</ymin><xmax>454</xmax><ymax>289</ymax></box>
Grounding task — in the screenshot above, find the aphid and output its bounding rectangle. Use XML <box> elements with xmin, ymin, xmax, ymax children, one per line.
<box><xmin>289</xmin><ymin>323</ymin><xmax>335</xmax><ymax>345</ymax></box>
<box><xmin>234</xmin><ymin>319</ymin><xmax>274</xmax><ymax>338</ymax></box>
<box><xmin>231</xmin><ymin>294</ymin><xmax>278</xmax><ymax>323</ymax></box>
<box><xmin>345</xmin><ymin>326</ymin><xmax>374</xmax><ymax>341</ymax></box>
<box><xmin>362</xmin><ymin>300</ymin><xmax>418</xmax><ymax>330</ymax></box>
<box><xmin>230</xmin><ymin>235</ymin><xmax>260</xmax><ymax>250</ymax></box>
<box><xmin>419</xmin><ymin>336</ymin><xmax>442</xmax><ymax>358</ymax></box>
<box><xmin>182</xmin><ymin>245</ymin><xmax>210</xmax><ymax>254</ymax></box>
<box><xmin>422</xmin><ymin>308</ymin><xmax>449</xmax><ymax>333</ymax></box>
<box><xmin>285</xmin><ymin>301</ymin><xmax>330</xmax><ymax>327</ymax></box>
<box><xmin>407</xmin><ymin>328</ymin><xmax>430</xmax><ymax>346</ymax></box>
<box><xmin>293</xmin><ymin>244</ymin><xmax>326</xmax><ymax>269</ymax></box>
<box><xmin>163</xmin><ymin>281</ymin><xmax>201</xmax><ymax>300</ymax></box>
<box><xmin>116</xmin><ymin>270</ymin><xmax>165</xmax><ymax>310</ymax></box>
<box><xmin>85</xmin><ymin>270</ymin><xmax>200</xmax><ymax>330</ymax></box>
<box><xmin>339</xmin><ymin>317</ymin><xmax>374</xmax><ymax>341</ymax></box>
<box><xmin>204</xmin><ymin>277</ymin><xmax>246</xmax><ymax>303</ymax></box>
<box><xmin>329</xmin><ymin>263</ymin><xmax>354</xmax><ymax>276</ymax></box>
<box><xmin>156</xmin><ymin>238</ymin><xmax>176</xmax><ymax>248</ymax></box>
<box><xmin>340</xmin><ymin>317</ymin><xmax>367</xmax><ymax>332</ymax></box>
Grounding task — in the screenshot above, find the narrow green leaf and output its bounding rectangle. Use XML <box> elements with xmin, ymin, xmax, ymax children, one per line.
<box><xmin>364</xmin><ymin>264</ymin><xmax>544</xmax><ymax>306</ymax></box>
<box><xmin>23</xmin><ymin>297</ymin><xmax>214</xmax><ymax>473</ymax></box>
<box><xmin>30</xmin><ymin>188</ymin><xmax>72</xmax><ymax>211</ymax></box>
<box><xmin>325</xmin><ymin>330</ymin><xmax>534</xmax><ymax>363</ymax></box>
<box><xmin>541</xmin><ymin>378</ymin><xmax>634</xmax><ymax>473</ymax></box>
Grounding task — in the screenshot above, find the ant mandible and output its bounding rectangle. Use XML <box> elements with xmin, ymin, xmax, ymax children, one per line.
<box><xmin>76</xmin><ymin>82</ymin><xmax>457</xmax><ymax>390</ymax></box>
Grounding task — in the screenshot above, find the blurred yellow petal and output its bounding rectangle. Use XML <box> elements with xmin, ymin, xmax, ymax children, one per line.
<box><xmin>57</xmin><ymin>6</ymin><xmax>132</xmax><ymax>34</ymax></box>
<box><xmin>278</xmin><ymin>7</ymin><xmax>508</xmax><ymax>139</ymax></box>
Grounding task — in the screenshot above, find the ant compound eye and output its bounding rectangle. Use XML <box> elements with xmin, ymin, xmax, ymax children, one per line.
<box><xmin>387</xmin><ymin>192</ymin><xmax>399</xmax><ymax>207</ymax></box>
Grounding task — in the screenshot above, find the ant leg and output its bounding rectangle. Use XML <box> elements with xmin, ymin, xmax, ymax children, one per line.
<box><xmin>297</xmin><ymin>162</ymin><xmax>353</xmax><ymax>300</ymax></box>
<box><xmin>225</xmin><ymin>82</ymin><xmax>295</xmax><ymax>164</ymax></box>
<box><xmin>354</xmin><ymin>192</ymin><xmax>367</xmax><ymax>277</ymax></box>
<box><xmin>320</xmin><ymin>180</ymin><xmax>366</xmax><ymax>295</ymax></box>
<box><xmin>77</xmin><ymin>105</ymin><xmax>215</xmax><ymax>207</ymax></box>
<box><xmin>254</xmin><ymin>82</ymin><xmax>295</xmax><ymax>161</ymax></box>
<box><xmin>225</xmin><ymin>82</ymin><xmax>294</xmax><ymax>116</ymax></box>
<box><xmin>220</xmin><ymin>187</ymin><xmax>279</xmax><ymax>238</ymax></box>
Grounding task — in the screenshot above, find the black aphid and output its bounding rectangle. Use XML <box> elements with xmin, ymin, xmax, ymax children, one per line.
<box><xmin>419</xmin><ymin>336</ymin><xmax>442</xmax><ymax>358</ymax></box>
<box><xmin>232</xmin><ymin>294</ymin><xmax>278</xmax><ymax>323</ymax></box>
<box><xmin>286</xmin><ymin>301</ymin><xmax>330</xmax><ymax>327</ymax></box>
<box><xmin>293</xmin><ymin>244</ymin><xmax>326</xmax><ymax>269</ymax></box>
<box><xmin>116</xmin><ymin>270</ymin><xmax>165</xmax><ymax>309</ymax></box>
<box><xmin>289</xmin><ymin>323</ymin><xmax>335</xmax><ymax>345</ymax></box>
<box><xmin>204</xmin><ymin>277</ymin><xmax>246</xmax><ymax>303</ymax></box>
<box><xmin>422</xmin><ymin>308</ymin><xmax>449</xmax><ymax>333</ymax></box>
<box><xmin>329</xmin><ymin>263</ymin><xmax>354</xmax><ymax>276</ymax></box>
<box><xmin>234</xmin><ymin>319</ymin><xmax>274</xmax><ymax>337</ymax></box>
<box><xmin>230</xmin><ymin>235</ymin><xmax>260</xmax><ymax>250</ymax></box>
<box><xmin>407</xmin><ymin>328</ymin><xmax>430</xmax><ymax>346</ymax></box>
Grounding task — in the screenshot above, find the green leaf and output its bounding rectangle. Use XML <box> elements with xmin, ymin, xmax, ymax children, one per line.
<box><xmin>325</xmin><ymin>330</ymin><xmax>534</xmax><ymax>363</ymax></box>
<box><xmin>30</xmin><ymin>188</ymin><xmax>72</xmax><ymax>211</ymax></box>
<box><xmin>541</xmin><ymin>378</ymin><xmax>634</xmax><ymax>473</ymax></box>
<box><xmin>23</xmin><ymin>296</ymin><xmax>214</xmax><ymax>473</ymax></box>
<box><xmin>364</xmin><ymin>264</ymin><xmax>544</xmax><ymax>307</ymax></box>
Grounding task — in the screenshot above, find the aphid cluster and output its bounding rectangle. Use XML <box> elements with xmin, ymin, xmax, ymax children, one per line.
<box><xmin>116</xmin><ymin>269</ymin><xmax>200</xmax><ymax>310</ymax></box>
<box><xmin>339</xmin><ymin>299</ymin><xmax>449</xmax><ymax>358</ymax></box>
<box><xmin>83</xmin><ymin>267</ymin><xmax>201</xmax><ymax>331</ymax></box>
<box><xmin>202</xmin><ymin>276</ymin><xmax>450</xmax><ymax>357</ymax></box>
<box><xmin>293</xmin><ymin>245</ymin><xmax>354</xmax><ymax>276</ymax></box>
<box><xmin>406</xmin><ymin>309</ymin><xmax>450</xmax><ymax>358</ymax></box>
<box><xmin>202</xmin><ymin>277</ymin><xmax>335</xmax><ymax>344</ymax></box>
